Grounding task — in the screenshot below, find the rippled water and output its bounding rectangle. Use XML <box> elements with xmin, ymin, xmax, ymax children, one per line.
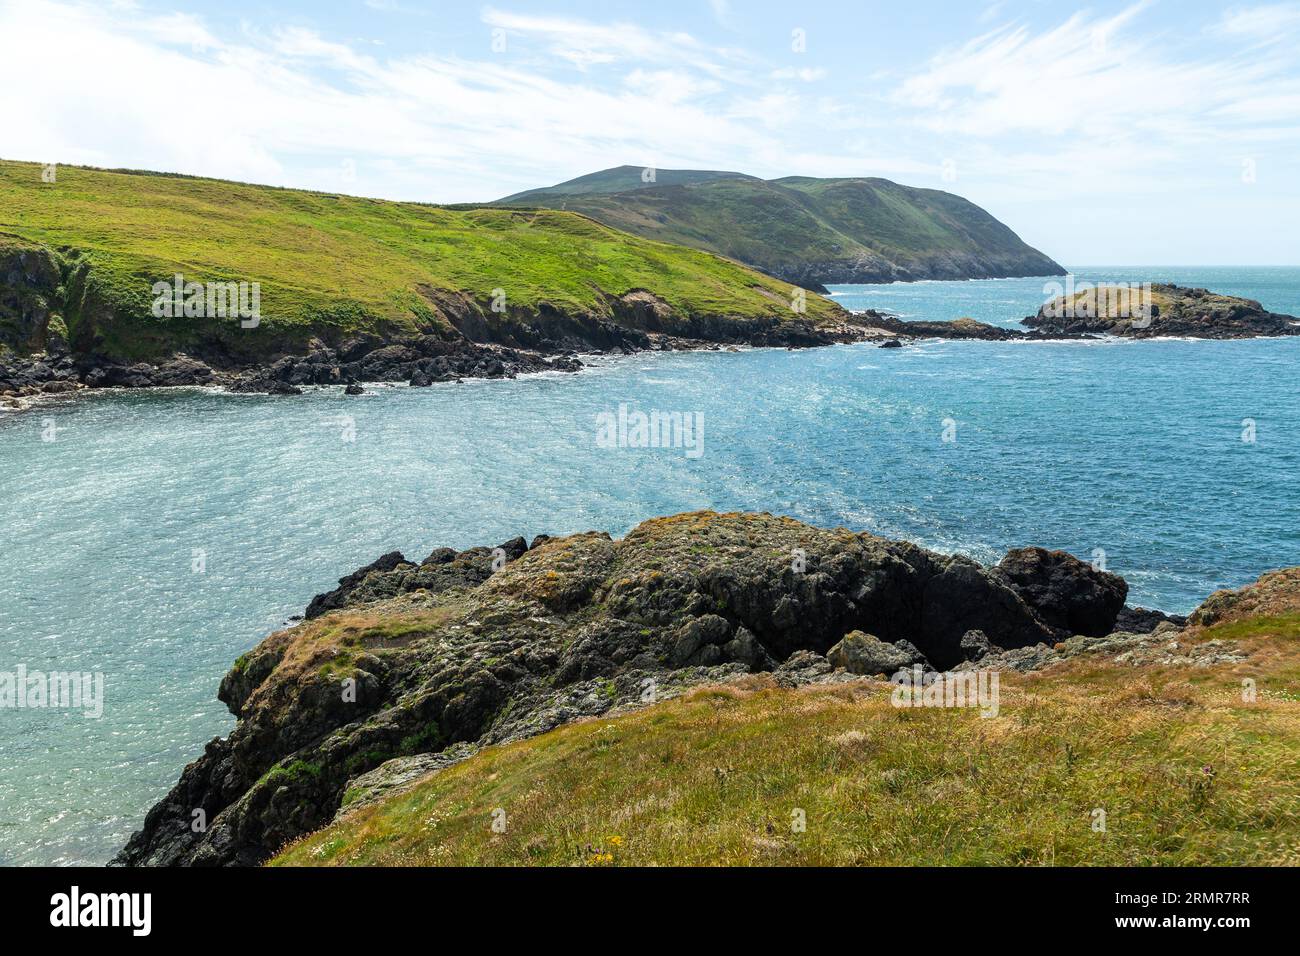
<box><xmin>2</xmin><ymin>267</ymin><xmax>1299</xmax><ymax>865</ymax></box>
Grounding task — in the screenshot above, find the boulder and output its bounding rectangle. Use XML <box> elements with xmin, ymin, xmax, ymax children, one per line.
<box><xmin>826</xmin><ymin>631</ymin><xmax>920</xmax><ymax>675</ymax></box>
<box><xmin>1114</xmin><ymin>605</ymin><xmax>1187</xmax><ymax>634</ymax></box>
<box><xmin>959</xmin><ymin>629</ymin><xmax>994</xmax><ymax>661</ymax></box>
<box><xmin>996</xmin><ymin>547</ymin><xmax>1127</xmax><ymax>637</ymax></box>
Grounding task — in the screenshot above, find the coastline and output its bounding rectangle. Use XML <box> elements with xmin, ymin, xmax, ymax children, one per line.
<box><xmin>0</xmin><ymin>318</ymin><xmax>885</xmax><ymax>409</ymax></box>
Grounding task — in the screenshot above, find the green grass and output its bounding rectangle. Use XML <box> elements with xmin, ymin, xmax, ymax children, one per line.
<box><xmin>272</xmin><ymin>616</ymin><xmax>1300</xmax><ymax>867</ymax></box>
<box><xmin>0</xmin><ymin>159</ymin><xmax>840</xmax><ymax>360</ymax></box>
<box><xmin>496</xmin><ymin>166</ymin><xmax>1064</xmax><ymax>283</ymax></box>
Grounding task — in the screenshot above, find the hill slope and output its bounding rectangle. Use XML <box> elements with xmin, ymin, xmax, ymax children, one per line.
<box><xmin>496</xmin><ymin>165</ymin><xmax>1066</xmax><ymax>288</ymax></box>
<box><xmin>0</xmin><ymin>160</ymin><xmax>848</xmax><ymax>369</ymax></box>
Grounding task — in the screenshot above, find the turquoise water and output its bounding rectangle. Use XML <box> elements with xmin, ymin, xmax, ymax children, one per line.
<box><xmin>829</xmin><ymin>266</ymin><xmax>1300</xmax><ymax>328</ymax></box>
<box><xmin>2</xmin><ymin>267</ymin><xmax>1299</xmax><ymax>865</ymax></box>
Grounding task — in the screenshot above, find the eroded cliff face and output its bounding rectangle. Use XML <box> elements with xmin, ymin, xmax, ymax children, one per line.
<box><xmin>777</xmin><ymin>250</ymin><xmax>1068</xmax><ymax>289</ymax></box>
<box><xmin>115</xmin><ymin>510</ymin><xmax>1141</xmax><ymax>867</ymax></box>
<box><xmin>0</xmin><ymin>243</ymin><xmax>63</xmax><ymax>355</ymax></box>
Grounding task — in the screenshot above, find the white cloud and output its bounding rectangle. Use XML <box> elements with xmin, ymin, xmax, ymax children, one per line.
<box><xmin>1213</xmin><ymin>3</ymin><xmax>1300</xmax><ymax>43</ymax></box>
<box><xmin>892</xmin><ymin>2</ymin><xmax>1300</xmax><ymax>144</ymax></box>
<box><xmin>0</xmin><ymin>0</ymin><xmax>835</xmax><ymax>202</ymax></box>
<box><xmin>481</xmin><ymin>7</ymin><xmax>729</xmax><ymax>74</ymax></box>
<box><xmin>772</xmin><ymin>67</ymin><xmax>826</xmax><ymax>82</ymax></box>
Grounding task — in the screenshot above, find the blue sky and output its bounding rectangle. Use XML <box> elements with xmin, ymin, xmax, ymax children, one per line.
<box><xmin>2</xmin><ymin>0</ymin><xmax>1298</xmax><ymax>265</ymax></box>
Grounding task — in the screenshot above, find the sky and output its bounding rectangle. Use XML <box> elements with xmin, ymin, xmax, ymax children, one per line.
<box><xmin>2</xmin><ymin>0</ymin><xmax>1298</xmax><ymax>265</ymax></box>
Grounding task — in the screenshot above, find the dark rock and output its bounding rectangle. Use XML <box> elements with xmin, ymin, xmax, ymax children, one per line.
<box><xmin>892</xmin><ymin>639</ymin><xmax>930</xmax><ymax>668</ymax></box>
<box><xmin>670</xmin><ymin>614</ymin><xmax>733</xmax><ymax>666</ymax></box>
<box><xmin>1114</xmin><ymin>605</ymin><xmax>1187</xmax><ymax>634</ymax></box>
<box><xmin>496</xmin><ymin>536</ymin><xmax>529</xmax><ymax>562</ymax></box>
<box><xmin>996</xmin><ymin>547</ymin><xmax>1127</xmax><ymax>638</ymax></box>
<box><xmin>959</xmin><ymin>629</ymin><xmax>994</xmax><ymax>661</ymax></box>
<box><xmin>721</xmin><ymin>627</ymin><xmax>770</xmax><ymax>671</ymax></box>
<box><xmin>305</xmin><ymin>551</ymin><xmax>413</xmax><ymax>620</ymax></box>
<box><xmin>154</xmin><ymin>356</ymin><xmax>215</xmax><ymax>386</ymax></box>
<box><xmin>878</xmin><ymin>339</ymin><xmax>903</xmax><ymax>348</ymax></box>
<box><xmin>343</xmin><ymin>383</ymin><xmax>365</xmax><ymax>395</ymax></box>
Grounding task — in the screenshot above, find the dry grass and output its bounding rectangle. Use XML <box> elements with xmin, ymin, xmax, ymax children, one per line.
<box><xmin>270</xmin><ymin>615</ymin><xmax>1300</xmax><ymax>867</ymax></box>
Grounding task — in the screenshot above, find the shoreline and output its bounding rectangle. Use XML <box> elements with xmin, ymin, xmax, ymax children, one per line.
<box><xmin>8</xmin><ymin>321</ymin><xmax>1299</xmax><ymax>414</ymax></box>
<box><xmin>0</xmin><ymin>320</ymin><xmax>883</xmax><ymax>410</ymax></box>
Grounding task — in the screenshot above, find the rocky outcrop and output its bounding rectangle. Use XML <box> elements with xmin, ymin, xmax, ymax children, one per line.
<box><xmin>0</xmin><ymin>243</ymin><xmax>63</xmax><ymax>354</ymax></box>
<box><xmin>826</xmin><ymin>631</ymin><xmax>928</xmax><ymax>674</ymax></box>
<box><xmin>114</xmin><ymin>510</ymin><xmax>1164</xmax><ymax>868</ymax></box>
<box><xmin>1189</xmin><ymin>567</ymin><xmax>1300</xmax><ymax>627</ymax></box>
<box><xmin>861</xmin><ymin>284</ymin><xmax>1300</xmax><ymax>344</ymax></box>
<box><xmin>0</xmin><ymin>235</ymin><xmax>880</xmax><ymax>404</ymax></box>
<box><xmin>871</xmin><ymin>315</ymin><xmax>1027</xmax><ymax>341</ymax></box>
<box><xmin>995</xmin><ymin>547</ymin><xmax>1127</xmax><ymax>638</ymax></box>
<box><xmin>1</xmin><ymin>306</ymin><xmax>879</xmax><ymax>405</ymax></box>
<box><xmin>1024</xmin><ymin>284</ymin><xmax>1300</xmax><ymax>339</ymax></box>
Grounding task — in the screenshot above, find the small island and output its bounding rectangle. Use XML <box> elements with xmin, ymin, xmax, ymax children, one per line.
<box><xmin>869</xmin><ymin>283</ymin><xmax>1300</xmax><ymax>343</ymax></box>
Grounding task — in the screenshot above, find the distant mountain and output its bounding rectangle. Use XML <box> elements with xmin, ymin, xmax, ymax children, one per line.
<box><xmin>496</xmin><ymin>165</ymin><xmax>1065</xmax><ymax>289</ymax></box>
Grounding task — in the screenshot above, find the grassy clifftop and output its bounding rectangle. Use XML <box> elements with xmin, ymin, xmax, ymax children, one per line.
<box><xmin>275</xmin><ymin>608</ymin><xmax>1300</xmax><ymax>867</ymax></box>
<box><xmin>0</xmin><ymin>160</ymin><xmax>842</xmax><ymax>363</ymax></box>
<box><xmin>498</xmin><ymin>165</ymin><xmax>1066</xmax><ymax>288</ymax></box>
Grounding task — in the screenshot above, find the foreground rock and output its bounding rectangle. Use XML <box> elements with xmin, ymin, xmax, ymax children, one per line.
<box><xmin>114</xmin><ymin>510</ymin><xmax>1159</xmax><ymax>867</ymax></box>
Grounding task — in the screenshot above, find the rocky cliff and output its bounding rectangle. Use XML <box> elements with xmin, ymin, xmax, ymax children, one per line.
<box><xmin>115</xmin><ymin>510</ymin><xmax>1192</xmax><ymax>867</ymax></box>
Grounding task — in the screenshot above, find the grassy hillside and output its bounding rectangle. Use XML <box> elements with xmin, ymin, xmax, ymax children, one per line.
<box><xmin>501</xmin><ymin>165</ymin><xmax>756</xmax><ymax>199</ymax></box>
<box><xmin>275</xmin><ymin>611</ymin><xmax>1300</xmax><ymax>867</ymax></box>
<box><xmin>0</xmin><ymin>160</ymin><xmax>841</xmax><ymax>362</ymax></box>
<box><xmin>496</xmin><ymin>166</ymin><xmax>1065</xmax><ymax>288</ymax></box>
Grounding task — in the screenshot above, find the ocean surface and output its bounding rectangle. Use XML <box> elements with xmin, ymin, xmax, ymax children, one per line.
<box><xmin>2</xmin><ymin>266</ymin><xmax>1299</xmax><ymax>865</ymax></box>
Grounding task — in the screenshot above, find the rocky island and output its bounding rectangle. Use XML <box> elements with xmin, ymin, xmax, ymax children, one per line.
<box><xmin>114</xmin><ymin>510</ymin><xmax>1299</xmax><ymax>867</ymax></box>
<box><xmin>867</xmin><ymin>283</ymin><xmax>1300</xmax><ymax>344</ymax></box>
<box><xmin>1025</xmin><ymin>283</ymin><xmax>1300</xmax><ymax>338</ymax></box>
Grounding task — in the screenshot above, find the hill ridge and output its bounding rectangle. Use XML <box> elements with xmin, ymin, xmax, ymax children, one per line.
<box><xmin>496</xmin><ymin>165</ymin><xmax>1066</xmax><ymax>289</ymax></box>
